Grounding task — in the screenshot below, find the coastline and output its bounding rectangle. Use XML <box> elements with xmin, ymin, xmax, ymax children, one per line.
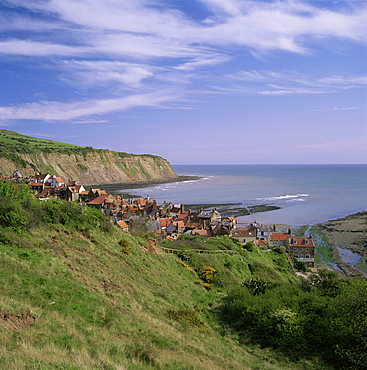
<box><xmin>91</xmin><ymin>175</ymin><xmax>201</xmax><ymax>197</ymax></box>
<box><xmin>315</xmin><ymin>211</ymin><xmax>367</xmax><ymax>276</ymax></box>
<box><xmin>92</xmin><ymin>172</ymin><xmax>367</xmax><ymax>276</ymax></box>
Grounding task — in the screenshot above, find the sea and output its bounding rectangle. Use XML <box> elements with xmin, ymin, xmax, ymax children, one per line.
<box><xmin>120</xmin><ymin>164</ymin><xmax>367</xmax><ymax>226</ymax></box>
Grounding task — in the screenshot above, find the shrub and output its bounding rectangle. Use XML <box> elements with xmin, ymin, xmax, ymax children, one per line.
<box><xmin>272</xmin><ymin>246</ymin><xmax>285</xmax><ymax>254</ymax></box>
<box><xmin>177</xmin><ymin>260</ymin><xmax>197</xmax><ymax>277</ymax></box>
<box><xmin>243</xmin><ymin>242</ymin><xmax>255</xmax><ymax>251</ymax></box>
<box><xmin>242</xmin><ymin>277</ymin><xmax>275</xmax><ymax>296</ymax></box>
<box><xmin>118</xmin><ymin>238</ymin><xmax>132</xmax><ymax>255</ymax></box>
<box><xmin>201</xmin><ymin>266</ymin><xmax>217</xmax><ymax>284</ymax></box>
<box><xmin>167</xmin><ymin>309</ymin><xmax>208</xmax><ymax>330</ymax></box>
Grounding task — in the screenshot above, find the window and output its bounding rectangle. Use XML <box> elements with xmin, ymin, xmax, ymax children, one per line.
<box><xmin>305</xmin><ymin>248</ymin><xmax>309</xmax><ymax>253</ymax></box>
<box><xmin>305</xmin><ymin>240</ymin><xmax>309</xmax><ymax>244</ymax></box>
<box><xmin>293</xmin><ymin>240</ymin><xmax>297</xmax><ymax>244</ymax></box>
<box><xmin>293</xmin><ymin>248</ymin><xmax>298</xmax><ymax>252</ymax></box>
<box><xmin>306</xmin><ymin>254</ymin><xmax>310</xmax><ymax>259</ymax></box>
<box><xmin>294</xmin><ymin>254</ymin><xmax>298</xmax><ymax>258</ymax></box>
<box><xmin>300</xmin><ymin>254</ymin><xmax>304</xmax><ymax>258</ymax></box>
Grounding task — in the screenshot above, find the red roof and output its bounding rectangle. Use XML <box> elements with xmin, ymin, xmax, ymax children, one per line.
<box><xmin>117</xmin><ymin>220</ymin><xmax>128</xmax><ymax>229</ymax></box>
<box><xmin>88</xmin><ymin>194</ymin><xmax>108</xmax><ymax>205</ymax></box>
<box><xmin>289</xmin><ymin>237</ymin><xmax>314</xmax><ymax>247</ymax></box>
<box><xmin>190</xmin><ymin>229</ymin><xmax>213</xmax><ymax>237</ymax></box>
<box><xmin>270</xmin><ymin>233</ymin><xmax>290</xmax><ymax>241</ymax></box>
<box><xmin>230</xmin><ymin>227</ymin><xmax>256</xmax><ymax>238</ymax></box>
<box><xmin>173</xmin><ymin>221</ymin><xmax>185</xmax><ymax>228</ymax></box>
<box><xmin>159</xmin><ymin>218</ymin><xmax>172</xmax><ymax>227</ymax></box>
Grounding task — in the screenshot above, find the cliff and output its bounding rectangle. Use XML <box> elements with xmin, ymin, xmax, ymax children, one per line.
<box><xmin>0</xmin><ymin>130</ymin><xmax>177</xmax><ymax>185</ymax></box>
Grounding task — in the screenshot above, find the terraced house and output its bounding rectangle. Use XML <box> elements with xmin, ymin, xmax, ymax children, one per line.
<box><xmin>287</xmin><ymin>236</ymin><xmax>315</xmax><ymax>268</ymax></box>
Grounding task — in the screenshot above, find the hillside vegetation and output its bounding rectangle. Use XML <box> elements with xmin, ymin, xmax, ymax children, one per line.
<box><xmin>1</xmin><ymin>181</ymin><xmax>367</xmax><ymax>369</ymax></box>
<box><xmin>0</xmin><ymin>130</ymin><xmax>177</xmax><ymax>184</ymax></box>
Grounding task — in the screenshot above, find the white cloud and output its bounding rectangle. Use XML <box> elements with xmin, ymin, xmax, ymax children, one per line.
<box><xmin>259</xmin><ymin>88</ymin><xmax>336</xmax><ymax>95</ymax></box>
<box><xmin>61</xmin><ymin>60</ymin><xmax>155</xmax><ymax>88</ymax></box>
<box><xmin>0</xmin><ymin>92</ymin><xmax>176</xmax><ymax>121</ymax></box>
<box><xmin>1</xmin><ymin>0</ymin><xmax>366</xmax><ymax>59</ymax></box>
<box><xmin>228</xmin><ymin>69</ymin><xmax>367</xmax><ymax>95</ymax></box>
<box><xmin>0</xmin><ymin>39</ymin><xmax>88</xmax><ymax>56</ymax></box>
<box><xmin>1</xmin><ymin>0</ymin><xmax>366</xmax><ymax>122</ymax></box>
<box><xmin>313</xmin><ymin>106</ymin><xmax>360</xmax><ymax>112</ymax></box>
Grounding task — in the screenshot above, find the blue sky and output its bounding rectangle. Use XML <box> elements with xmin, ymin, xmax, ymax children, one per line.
<box><xmin>0</xmin><ymin>0</ymin><xmax>366</xmax><ymax>164</ymax></box>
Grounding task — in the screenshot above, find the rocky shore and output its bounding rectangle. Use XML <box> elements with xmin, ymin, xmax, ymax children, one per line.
<box><xmin>316</xmin><ymin>211</ymin><xmax>367</xmax><ymax>276</ymax></box>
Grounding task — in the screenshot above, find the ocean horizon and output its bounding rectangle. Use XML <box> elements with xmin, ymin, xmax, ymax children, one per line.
<box><xmin>119</xmin><ymin>164</ymin><xmax>367</xmax><ymax>226</ymax></box>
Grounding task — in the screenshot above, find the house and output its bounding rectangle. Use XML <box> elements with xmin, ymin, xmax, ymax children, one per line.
<box><xmin>144</xmin><ymin>200</ymin><xmax>159</xmax><ymax>217</ymax></box>
<box><xmin>267</xmin><ymin>232</ymin><xmax>291</xmax><ymax>247</ymax></box>
<box><xmin>28</xmin><ymin>173</ymin><xmax>51</xmax><ymax>192</ymax></box>
<box><xmin>148</xmin><ymin>219</ymin><xmax>162</xmax><ymax>232</ymax></box>
<box><xmin>12</xmin><ymin>170</ymin><xmax>23</xmax><ymax>178</ymax></box>
<box><xmin>230</xmin><ymin>226</ymin><xmax>257</xmax><ymax>244</ymax></box>
<box><xmin>189</xmin><ymin>228</ymin><xmax>213</xmax><ymax>237</ymax></box>
<box><xmin>66</xmin><ymin>185</ymin><xmax>86</xmax><ymax>202</ymax></box>
<box><xmin>255</xmin><ymin>239</ymin><xmax>269</xmax><ymax>248</ymax></box>
<box><xmin>87</xmin><ymin>194</ymin><xmax>108</xmax><ymax>210</ymax></box>
<box><xmin>29</xmin><ymin>173</ymin><xmax>50</xmax><ymax>184</ymax></box>
<box><xmin>287</xmin><ymin>236</ymin><xmax>315</xmax><ymax>267</ymax></box>
<box><xmin>48</xmin><ymin>175</ymin><xmax>65</xmax><ymax>187</ymax></box>
<box><xmin>158</xmin><ymin>217</ymin><xmax>173</xmax><ymax>229</ymax></box>
<box><xmin>28</xmin><ymin>182</ymin><xmax>44</xmax><ymax>192</ymax></box>
<box><xmin>116</xmin><ymin>220</ymin><xmax>129</xmax><ymax>232</ymax></box>
<box><xmin>256</xmin><ymin>224</ymin><xmax>276</xmax><ymax>240</ymax></box>
<box><xmin>212</xmin><ymin>223</ymin><xmax>230</xmax><ymax>236</ymax></box>
<box><xmin>87</xmin><ymin>188</ymin><xmax>107</xmax><ymax>201</ymax></box>
<box><xmin>197</xmin><ymin>208</ymin><xmax>221</xmax><ymax>228</ymax></box>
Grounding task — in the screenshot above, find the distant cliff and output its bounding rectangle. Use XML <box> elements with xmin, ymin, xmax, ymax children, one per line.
<box><xmin>0</xmin><ymin>130</ymin><xmax>177</xmax><ymax>185</ymax></box>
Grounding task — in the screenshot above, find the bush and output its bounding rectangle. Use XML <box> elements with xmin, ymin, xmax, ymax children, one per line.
<box><xmin>242</xmin><ymin>277</ymin><xmax>276</xmax><ymax>296</ymax></box>
<box><xmin>118</xmin><ymin>238</ymin><xmax>132</xmax><ymax>255</ymax></box>
<box><xmin>167</xmin><ymin>309</ymin><xmax>207</xmax><ymax>330</ymax></box>
<box><xmin>243</xmin><ymin>242</ymin><xmax>255</xmax><ymax>251</ymax></box>
<box><xmin>201</xmin><ymin>266</ymin><xmax>217</xmax><ymax>284</ymax></box>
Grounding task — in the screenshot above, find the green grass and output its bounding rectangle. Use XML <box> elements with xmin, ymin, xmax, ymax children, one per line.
<box><xmin>1</xmin><ymin>182</ymin><xmax>361</xmax><ymax>369</ymax></box>
<box><xmin>309</xmin><ymin>226</ymin><xmax>336</xmax><ymax>265</ymax></box>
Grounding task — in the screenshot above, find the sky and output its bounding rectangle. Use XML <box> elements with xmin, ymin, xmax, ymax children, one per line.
<box><xmin>0</xmin><ymin>0</ymin><xmax>366</xmax><ymax>165</ymax></box>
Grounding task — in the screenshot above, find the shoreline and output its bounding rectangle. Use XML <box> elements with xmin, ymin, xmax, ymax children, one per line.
<box><xmin>91</xmin><ymin>175</ymin><xmax>201</xmax><ymax>197</ymax></box>
<box><xmin>94</xmin><ymin>174</ymin><xmax>366</xmax><ymax>276</ymax></box>
<box><xmin>312</xmin><ymin>211</ymin><xmax>367</xmax><ymax>277</ymax></box>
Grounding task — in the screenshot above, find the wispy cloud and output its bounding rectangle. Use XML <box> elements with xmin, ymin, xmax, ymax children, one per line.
<box><xmin>1</xmin><ymin>0</ymin><xmax>366</xmax><ymax>121</ymax></box>
<box><xmin>0</xmin><ymin>92</ymin><xmax>176</xmax><ymax>121</ymax></box>
<box><xmin>71</xmin><ymin>119</ymin><xmax>109</xmax><ymax>124</ymax></box>
<box><xmin>313</xmin><ymin>106</ymin><xmax>360</xmax><ymax>112</ymax></box>
<box><xmin>228</xmin><ymin>69</ymin><xmax>367</xmax><ymax>95</ymax></box>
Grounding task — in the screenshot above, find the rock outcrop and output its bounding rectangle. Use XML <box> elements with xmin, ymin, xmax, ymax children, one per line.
<box><xmin>0</xmin><ymin>151</ymin><xmax>177</xmax><ymax>185</ymax></box>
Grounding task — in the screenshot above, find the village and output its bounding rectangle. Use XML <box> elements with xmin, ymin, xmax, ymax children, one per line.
<box><xmin>4</xmin><ymin>170</ymin><xmax>315</xmax><ymax>268</ymax></box>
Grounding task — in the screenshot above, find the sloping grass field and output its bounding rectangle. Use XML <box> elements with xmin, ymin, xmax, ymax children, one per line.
<box><xmin>0</xmin><ymin>181</ymin><xmax>366</xmax><ymax>369</ymax></box>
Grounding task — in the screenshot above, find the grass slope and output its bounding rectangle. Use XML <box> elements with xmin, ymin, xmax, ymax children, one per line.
<box><xmin>0</xmin><ymin>225</ymin><xmax>311</xmax><ymax>369</ymax></box>
<box><xmin>0</xmin><ymin>129</ymin><xmax>156</xmax><ymax>159</ymax></box>
<box><xmin>1</xmin><ymin>182</ymin><xmax>365</xmax><ymax>369</ymax></box>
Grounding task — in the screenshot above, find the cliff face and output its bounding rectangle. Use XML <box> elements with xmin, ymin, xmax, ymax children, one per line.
<box><xmin>0</xmin><ymin>151</ymin><xmax>177</xmax><ymax>185</ymax></box>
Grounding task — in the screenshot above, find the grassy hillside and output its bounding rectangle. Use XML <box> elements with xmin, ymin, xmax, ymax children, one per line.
<box><xmin>1</xmin><ymin>181</ymin><xmax>366</xmax><ymax>369</ymax></box>
<box><xmin>0</xmin><ymin>129</ymin><xmax>144</xmax><ymax>157</ymax></box>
